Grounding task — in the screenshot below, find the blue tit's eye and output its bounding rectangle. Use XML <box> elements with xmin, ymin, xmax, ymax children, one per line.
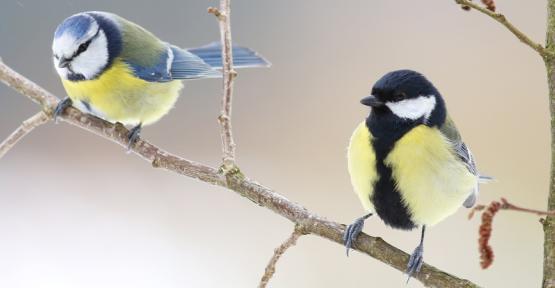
<box><xmin>77</xmin><ymin>40</ymin><xmax>91</xmax><ymax>55</ymax></box>
<box><xmin>53</xmin><ymin>54</ymin><xmax>59</xmax><ymax>60</ymax></box>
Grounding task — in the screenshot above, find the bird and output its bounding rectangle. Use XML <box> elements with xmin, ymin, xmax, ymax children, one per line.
<box><xmin>51</xmin><ymin>11</ymin><xmax>269</xmax><ymax>149</ymax></box>
<box><xmin>343</xmin><ymin>70</ymin><xmax>491</xmax><ymax>280</ymax></box>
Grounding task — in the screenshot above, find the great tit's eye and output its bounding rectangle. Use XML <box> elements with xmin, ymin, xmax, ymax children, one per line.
<box><xmin>392</xmin><ymin>91</ymin><xmax>406</xmax><ymax>101</ymax></box>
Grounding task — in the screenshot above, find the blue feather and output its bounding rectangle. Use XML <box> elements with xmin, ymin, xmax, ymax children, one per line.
<box><xmin>125</xmin><ymin>46</ymin><xmax>219</xmax><ymax>82</ymax></box>
<box><xmin>126</xmin><ymin>42</ymin><xmax>268</xmax><ymax>83</ymax></box>
<box><xmin>187</xmin><ymin>42</ymin><xmax>270</xmax><ymax>69</ymax></box>
<box><xmin>169</xmin><ymin>46</ymin><xmax>221</xmax><ymax>80</ymax></box>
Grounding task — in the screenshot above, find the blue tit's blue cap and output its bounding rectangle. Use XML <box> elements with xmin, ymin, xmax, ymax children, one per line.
<box><xmin>54</xmin><ymin>13</ymin><xmax>96</xmax><ymax>40</ymax></box>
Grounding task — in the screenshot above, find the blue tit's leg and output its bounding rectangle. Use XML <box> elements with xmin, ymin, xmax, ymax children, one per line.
<box><xmin>343</xmin><ymin>213</ymin><xmax>372</xmax><ymax>256</ymax></box>
<box><xmin>127</xmin><ymin>123</ymin><xmax>142</xmax><ymax>151</ymax></box>
<box><xmin>54</xmin><ymin>97</ymin><xmax>73</xmax><ymax>124</ymax></box>
<box><xmin>406</xmin><ymin>225</ymin><xmax>426</xmax><ymax>282</ymax></box>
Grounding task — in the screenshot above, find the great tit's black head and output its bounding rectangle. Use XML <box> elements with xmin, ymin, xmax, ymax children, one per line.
<box><xmin>361</xmin><ymin>70</ymin><xmax>445</xmax><ymax>124</ymax></box>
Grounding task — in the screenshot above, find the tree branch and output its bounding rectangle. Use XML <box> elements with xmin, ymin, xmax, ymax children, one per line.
<box><xmin>0</xmin><ymin>59</ymin><xmax>480</xmax><ymax>287</ymax></box>
<box><xmin>0</xmin><ymin>110</ymin><xmax>49</xmax><ymax>159</ymax></box>
<box><xmin>454</xmin><ymin>0</ymin><xmax>553</xmax><ymax>59</ymax></box>
<box><xmin>456</xmin><ymin>1</ymin><xmax>555</xmax><ymax>287</ymax></box>
<box><xmin>544</xmin><ymin>2</ymin><xmax>555</xmax><ymax>287</ymax></box>
<box><xmin>259</xmin><ymin>225</ymin><xmax>305</xmax><ymax>288</ymax></box>
<box><xmin>209</xmin><ymin>0</ymin><xmax>237</xmax><ymax>170</ymax></box>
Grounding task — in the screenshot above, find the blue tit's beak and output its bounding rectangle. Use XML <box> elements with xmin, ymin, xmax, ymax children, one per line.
<box><xmin>58</xmin><ymin>58</ymin><xmax>71</xmax><ymax>68</ymax></box>
<box><xmin>360</xmin><ymin>95</ymin><xmax>384</xmax><ymax>107</ymax></box>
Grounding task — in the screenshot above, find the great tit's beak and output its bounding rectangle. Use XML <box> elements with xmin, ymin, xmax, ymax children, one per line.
<box><xmin>360</xmin><ymin>95</ymin><xmax>384</xmax><ymax>107</ymax></box>
<box><xmin>58</xmin><ymin>58</ymin><xmax>71</xmax><ymax>68</ymax></box>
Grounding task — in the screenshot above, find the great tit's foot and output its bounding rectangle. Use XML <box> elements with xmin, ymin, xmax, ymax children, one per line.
<box><xmin>127</xmin><ymin>124</ymin><xmax>142</xmax><ymax>151</ymax></box>
<box><xmin>343</xmin><ymin>213</ymin><xmax>372</xmax><ymax>256</ymax></box>
<box><xmin>406</xmin><ymin>242</ymin><xmax>424</xmax><ymax>282</ymax></box>
<box><xmin>54</xmin><ymin>97</ymin><xmax>72</xmax><ymax>123</ymax></box>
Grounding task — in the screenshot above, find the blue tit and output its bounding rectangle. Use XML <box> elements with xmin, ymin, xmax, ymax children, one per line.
<box><xmin>343</xmin><ymin>70</ymin><xmax>491</xmax><ymax>280</ymax></box>
<box><xmin>51</xmin><ymin>11</ymin><xmax>269</xmax><ymax>148</ymax></box>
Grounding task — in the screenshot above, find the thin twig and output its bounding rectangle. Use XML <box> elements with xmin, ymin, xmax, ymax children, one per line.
<box><xmin>210</xmin><ymin>0</ymin><xmax>237</xmax><ymax>170</ymax></box>
<box><xmin>0</xmin><ymin>111</ymin><xmax>50</xmax><ymax>159</ymax></box>
<box><xmin>0</xmin><ymin>60</ymin><xmax>479</xmax><ymax>288</ymax></box>
<box><xmin>455</xmin><ymin>0</ymin><xmax>553</xmax><ymax>59</ymax></box>
<box><xmin>468</xmin><ymin>198</ymin><xmax>555</xmax><ymax>219</ymax></box>
<box><xmin>468</xmin><ymin>198</ymin><xmax>555</xmax><ymax>269</ymax></box>
<box><xmin>259</xmin><ymin>226</ymin><xmax>305</xmax><ymax>288</ymax></box>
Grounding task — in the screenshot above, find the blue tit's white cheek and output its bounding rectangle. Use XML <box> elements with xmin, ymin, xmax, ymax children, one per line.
<box><xmin>70</xmin><ymin>30</ymin><xmax>109</xmax><ymax>79</ymax></box>
<box><xmin>385</xmin><ymin>95</ymin><xmax>437</xmax><ymax>120</ymax></box>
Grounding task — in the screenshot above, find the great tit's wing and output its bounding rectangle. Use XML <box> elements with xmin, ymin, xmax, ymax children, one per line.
<box><xmin>439</xmin><ymin>116</ymin><xmax>478</xmax><ymax>208</ymax></box>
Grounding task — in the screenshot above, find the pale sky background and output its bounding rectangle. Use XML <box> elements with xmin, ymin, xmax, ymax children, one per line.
<box><xmin>0</xmin><ymin>0</ymin><xmax>550</xmax><ymax>287</ymax></box>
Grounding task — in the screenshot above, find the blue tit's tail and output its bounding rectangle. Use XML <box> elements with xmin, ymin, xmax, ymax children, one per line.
<box><xmin>187</xmin><ymin>42</ymin><xmax>271</xmax><ymax>69</ymax></box>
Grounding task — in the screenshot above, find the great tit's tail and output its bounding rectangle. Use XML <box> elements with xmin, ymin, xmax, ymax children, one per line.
<box><xmin>478</xmin><ymin>175</ymin><xmax>495</xmax><ymax>184</ymax></box>
<box><xmin>187</xmin><ymin>42</ymin><xmax>271</xmax><ymax>69</ymax></box>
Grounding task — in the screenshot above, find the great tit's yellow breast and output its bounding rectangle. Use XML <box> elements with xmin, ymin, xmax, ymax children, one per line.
<box><xmin>61</xmin><ymin>58</ymin><xmax>183</xmax><ymax>125</ymax></box>
<box><xmin>348</xmin><ymin>121</ymin><xmax>377</xmax><ymax>212</ymax></box>
<box><xmin>385</xmin><ymin>125</ymin><xmax>477</xmax><ymax>226</ymax></box>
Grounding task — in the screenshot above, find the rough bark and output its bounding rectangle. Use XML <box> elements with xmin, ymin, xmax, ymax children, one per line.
<box><xmin>544</xmin><ymin>2</ymin><xmax>555</xmax><ymax>287</ymax></box>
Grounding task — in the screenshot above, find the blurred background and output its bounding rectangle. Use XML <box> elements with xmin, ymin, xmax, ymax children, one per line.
<box><xmin>0</xmin><ymin>0</ymin><xmax>549</xmax><ymax>287</ymax></box>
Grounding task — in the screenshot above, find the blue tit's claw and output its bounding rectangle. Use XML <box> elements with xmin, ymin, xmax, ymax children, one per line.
<box><xmin>343</xmin><ymin>213</ymin><xmax>372</xmax><ymax>256</ymax></box>
<box><xmin>54</xmin><ymin>97</ymin><xmax>72</xmax><ymax>124</ymax></box>
<box><xmin>406</xmin><ymin>243</ymin><xmax>424</xmax><ymax>283</ymax></box>
<box><xmin>126</xmin><ymin>123</ymin><xmax>142</xmax><ymax>152</ymax></box>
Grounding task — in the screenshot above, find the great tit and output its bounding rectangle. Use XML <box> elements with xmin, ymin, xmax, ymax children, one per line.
<box><xmin>344</xmin><ymin>70</ymin><xmax>490</xmax><ymax>280</ymax></box>
<box><xmin>51</xmin><ymin>11</ymin><xmax>269</xmax><ymax>148</ymax></box>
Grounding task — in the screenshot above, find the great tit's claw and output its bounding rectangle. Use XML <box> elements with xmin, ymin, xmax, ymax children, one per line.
<box><xmin>343</xmin><ymin>213</ymin><xmax>372</xmax><ymax>256</ymax></box>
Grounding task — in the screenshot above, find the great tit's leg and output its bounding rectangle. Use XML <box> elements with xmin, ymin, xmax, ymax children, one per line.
<box><xmin>343</xmin><ymin>213</ymin><xmax>372</xmax><ymax>256</ymax></box>
<box><xmin>127</xmin><ymin>123</ymin><xmax>142</xmax><ymax>151</ymax></box>
<box><xmin>54</xmin><ymin>97</ymin><xmax>73</xmax><ymax>124</ymax></box>
<box><xmin>406</xmin><ymin>225</ymin><xmax>426</xmax><ymax>282</ymax></box>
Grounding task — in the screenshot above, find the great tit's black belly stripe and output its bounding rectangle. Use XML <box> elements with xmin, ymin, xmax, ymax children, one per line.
<box><xmin>366</xmin><ymin>114</ymin><xmax>417</xmax><ymax>230</ymax></box>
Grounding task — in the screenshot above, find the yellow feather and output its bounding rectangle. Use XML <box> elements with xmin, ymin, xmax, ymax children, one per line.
<box><xmin>61</xmin><ymin>58</ymin><xmax>183</xmax><ymax>125</ymax></box>
<box><xmin>347</xmin><ymin>121</ymin><xmax>377</xmax><ymax>212</ymax></box>
<box><xmin>385</xmin><ymin>125</ymin><xmax>477</xmax><ymax>226</ymax></box>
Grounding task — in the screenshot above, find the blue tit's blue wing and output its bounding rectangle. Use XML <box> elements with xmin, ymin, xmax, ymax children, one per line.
<box><xmin>126</xmin><ymin>45</ymin><xmax>220</xmax><ymax>82</ymax></box>
<box><xmin>169</xmin><ymin>45</ymin><xmax>221</xmax><ymax>80</ymax></box>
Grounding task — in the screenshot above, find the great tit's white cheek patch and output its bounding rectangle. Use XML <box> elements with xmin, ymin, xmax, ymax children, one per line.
<box><xmin>71</xmin><ymin>30</ymin><xmax>109</xmax><ymax>79</ymax></box>
<box><xmin>386</xmin><ymin>95</ymin><xmax>437</xmax><ymax>120</ymax></box>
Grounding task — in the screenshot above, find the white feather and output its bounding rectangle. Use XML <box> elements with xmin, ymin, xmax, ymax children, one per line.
<box><xmin>385</xmin><ymin>95</ymin><xmax>437</xmax><ymax>120</ymax></box>
<box><xmin>69</xmin><ymin>30</ymin><xmax>109</xmax><ymax>79</ymax></box>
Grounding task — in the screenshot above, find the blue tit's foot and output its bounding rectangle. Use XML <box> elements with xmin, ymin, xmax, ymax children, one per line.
<box><xmin>127</xmin><ymin>123</ymin><xmax>142</xmax><ymax>151</ymax></box>
<box><xmin>54</xmin><ymin>97</ymin><xmax>72</xmax><ymax>123</ymax></box>
<box><xmin>343</xmin><ymin>213</ymin><xmax>372</xmax><ymax>256</ymax></box>
<box><xmin>406</xmin><ymin>225</ymin><xmax>426</xmax><ymax>283</ymax></box>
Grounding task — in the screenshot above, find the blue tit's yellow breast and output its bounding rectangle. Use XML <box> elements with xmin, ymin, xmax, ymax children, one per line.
<box><xmin>348</xmin><ymin>121</ymin><xmax>377</xmax><ymax>212</ymax></box>
<box><xmin>61</xmin><ymin>58</ymin><xmax>183</xmax><ymax>125</ymax></box>
<box><xmin>384</xmin><ymin>125</ymin><xmax>477</xmax><ymax>226</ymax></box>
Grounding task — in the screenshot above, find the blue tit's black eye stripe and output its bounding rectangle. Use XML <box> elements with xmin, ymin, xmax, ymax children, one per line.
<box><xmin>73</xmin><ymin>27</ymin><xmax>100</xmax><ymax>58</ymax></box>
